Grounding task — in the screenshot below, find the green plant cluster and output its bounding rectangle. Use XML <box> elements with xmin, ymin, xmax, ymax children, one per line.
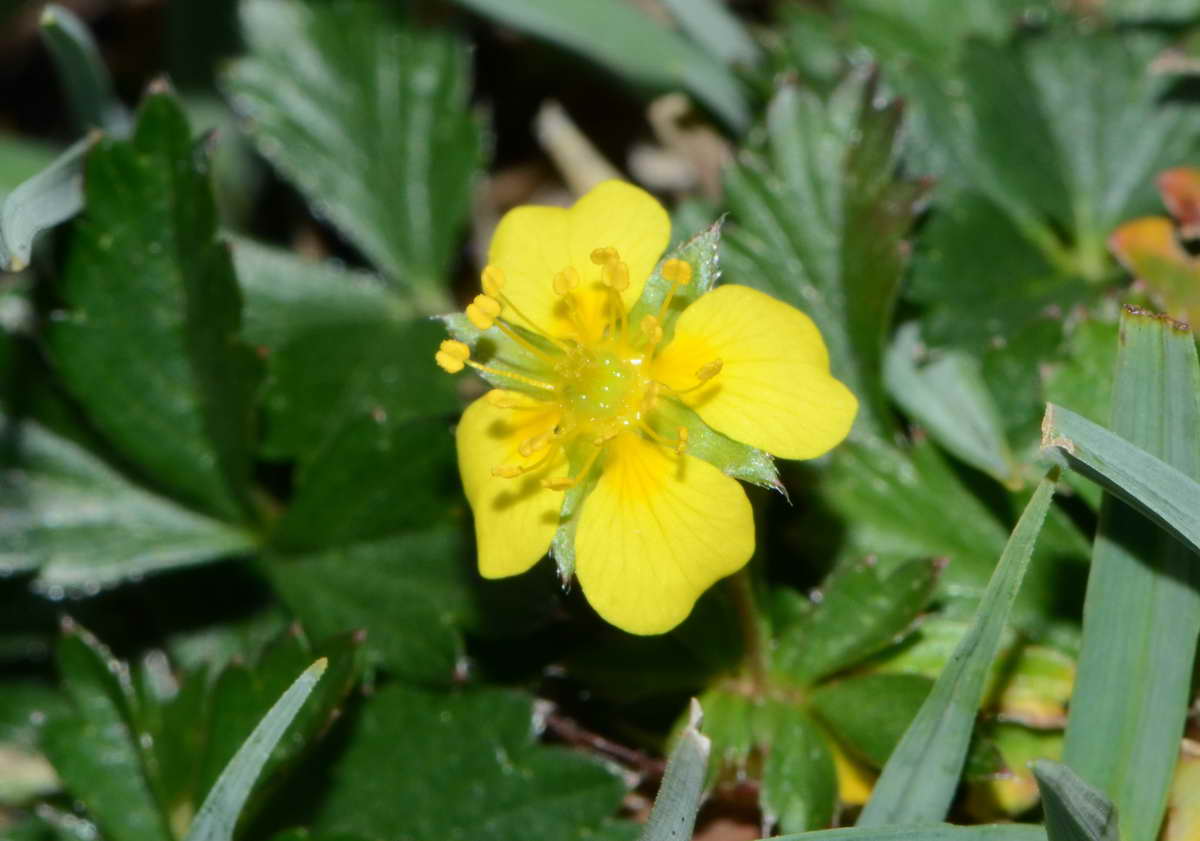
<box><xmin>1</xmin><ymin>1</ymin><xmax>1199</xmax><ymax>840</ymax></box>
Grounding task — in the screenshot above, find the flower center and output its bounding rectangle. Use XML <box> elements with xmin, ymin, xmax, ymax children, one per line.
<box><xmin>560</xmin><ymin>348</ymin><xmax>648</xmax><ymax>435</ymax></box>
<box><xmin>436</xmin><ymin>251</ymin><xmax>722</xmax><ymax>491</ymax></box>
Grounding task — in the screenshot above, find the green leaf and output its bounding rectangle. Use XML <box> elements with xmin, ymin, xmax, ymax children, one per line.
<box><xmin>39</xmin><ymin>5</ymin><xmax>131</xmax><ymax>134</ymax></box>
<box><xmin>307</xmin><ymin>686</ymin><xmax>627</xmax><ymax>840</ymax></box>
<box><xmin>884</xmin><ymin>323</ymin><xmax>1018</xmax><ymax>485</ymax></box>
<box><xmin>0</xmin><ymin>133</ymin><xmax>92</xmax><ymax>272</ymax></box>
<box><xmin>761</xmin><ymin>709</ymin><xmax>837</xmax><ymax>832</ymax></box>
<box><xmin>773</xmin><ymin>558</ymin><xmax>939</xmax><ymax>685</ymax></box>
<box><xmin>453</xmin><ymin>0</ymin><xmax>749</xmax><ymax>130</ymax></box>
<box><xmin>906</xmin><ymin>193</ymin><xmax>1085</xmax><ymax>353</ymax></box>
<box><xmin>1041</xmin><ymin>403</ymin><xmax>1200</xmax><ymax>555</ymax></box>
<box><xmin>0</xmin><ymin>134</ymin><xmax>56</xmax><ymax>193</ymax></box>
<box><xmin>892</xmin><ymin>29</ymin><xmax>1200</xmax><ymax>279</ymax></box>
<box><xmin>771</xmin><ymin>824</ymin><xmax>1047</xmax><ymax>841</ymax></box>
<box><xmin>41</xmin><ymin>620</ymin><xmax>174</xmax><ymax>841</ymax></box>
<box><xmin>639</xmin><ymin>699</ymin><xmax>709</xmax><ymax>841</ymax></box>
<box><xmin>722</xmin><ymin>73</ymin><xmax>929</xmax><ymax>437</ymax></box>
<box><xmin>1033</xmin><ymin>760</ymin><xmax>1118</xmax><ymax>841</ymax></box>
<box><xmin>818</xmin><ymin>437</ymin><xmax>1010</xmax><ymax>602</ymax></box>
<box><xmin>1103</xmin><ymin>0</ymin><xmax>1199</xmax><ymax>19</ymax></box>
<box><xmin>1060</xmin><ymin>307</ymin><xmax>1200</xmax><ymax>841</ymax></box>
<box><xmin>857</xmin><ymin>473</ymin><xmax>1057</xmax><ymax>826</ymax></box>
<box><xmin>184</xmin><ymin>659</ymin><xmax>326</xmax><ymax>841</ymax></box>
<box><xmin>267</xmin><ymin>526</ymin><xmax>475</xmax><ymax>684</ymax></box>
<box><xmin>810</xmin><ymin>673</ymin><xmax>933</xmax><ymax>767</ymax></box>
<box><xmin>231</xmin><ymin>238</ymin><xmax>404</xmax><ymax>352</ymax></box>
<box><xmin>0</xmin><ymin>418</ymin><xmax>256</xmax><ymax>593</ymax></box>
<box><xmin>225</xmin><ymin>0</ymin><xmax>482</xmax><ymax>308</ymax></box>
<box><xmin>51</xmin><ymin>92</ymin><xmax>261</xmax><ymax>524</ymax></box>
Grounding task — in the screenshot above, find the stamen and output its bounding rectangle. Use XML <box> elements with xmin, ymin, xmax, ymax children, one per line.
<box><xmin>518</xmin><ymin>429</ymin><xmax>555</xmax><ymax>458</ymax></box>
<box><xmin>661</xmin><ymin>258</ymin><xmax>693</xmax><ymax>286</ymax></box>
<box><xmin>656</xmin><ymin>257</ymin><xmax>694</xmax><ymax>322</ymax></box>
<box><xmin>493</xmin><ymin>318</ymin><xmax>558</xmax><ymax>363</ymax></box>
<box><xmin>464</xmin><ymin>359</ymin><xmax>556</xmax><ymax>392</ymax></box>
<box><xmin>638</xmin><ymin>419</ymin><xmax>682</xmax><ymax>453</ymax></box>
<box><xmin>590</xmin><ymin>247</ymin><xmax>619</xmax><ymax>266</ymax></box>
<box><xmin>695</xmin><ymin>359</ymin><xmax>723</xmax><ymax>382</ymax></box>
<box><xmin>541</xmin><ymin>439</ymin><xmax>604</xmax><ymax>492</ymax></box>
<box><xmin>435</xmin><ymin>339</ymin><xmax>470</xmax><ymax>373</ymax></box>
<box><xmin>640</xmin><ymin>315</ymin><xmax>663</xmax><ymax>349</ymax></box>
<box><xmin>481</xmin><ymin>264</ymin><xmax>565</xmax><ymax>344</ymax></box>
<box><xmin>493</xmin><ymin>439</ymin><xmax>560</xmax><ymax>479</ymax></box>
<box><xmin>466</xmin><ymin>294</ymin><xmax>502</xmax><ymax>330</ymax></box>
<box><xmin>675</xmin><ymin>426</ymin><xmax>689</xmax><ymax>455</ymax></box>
<box><xmin>602</xmin><ymin>260</ymin><xmax>630</xmax><ymax>292</ymax></box>
<box><xmin>641</xmin><ymin>381</ymin><xmax>660</xmax><ymax>415</ymax></box>
<box><xmin>553</xmin><ymin>267</ymin><xmax>580</xmax><ymax>296</ymax></box>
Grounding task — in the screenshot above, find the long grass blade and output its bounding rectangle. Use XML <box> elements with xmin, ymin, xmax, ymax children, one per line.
<box><xmin>856</xmin><ymin>474</ymin><xmax>1057</xmax><ymax>826</ymax></box>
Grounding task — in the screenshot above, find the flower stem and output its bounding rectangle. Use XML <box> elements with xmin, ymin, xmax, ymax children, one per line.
<box><xmin>728</xmin><ymin>567</ymin><xmax>769</xmax><ymax>696</ymax></box>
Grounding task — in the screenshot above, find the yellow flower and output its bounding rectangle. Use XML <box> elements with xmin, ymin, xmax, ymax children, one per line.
<box><xmin>436</xmin><ymin>181</ymin><xmax>856</xmax><ymax>635</ymax></box>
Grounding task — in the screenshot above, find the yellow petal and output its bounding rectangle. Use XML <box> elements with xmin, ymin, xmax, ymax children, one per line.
<box><xmin>651</xmin><ymin>285</ymin><xmax>857</xmax><ymax>460</ymax></box>
<box><xmin>457</xmin><ymin>390</ymin><xmax>566</xmax><ymax>578</ymax></box>
<box><xmin>488</xmin><ymin>181</ymin><xmax>670</xmax><ymax>340</ymax></box>
<box><xmin>574</xmin><ymin>432</ymin><xmax>754</xmax><ymax>635</ymax></box>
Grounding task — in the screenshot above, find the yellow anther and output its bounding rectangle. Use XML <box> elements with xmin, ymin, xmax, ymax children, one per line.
<box><xmin>695</xmin><ymin>359</ymin><xmax>723</xmax><ymax>382</ymax></box>
<box><xmin>641</xmin><ymin>382</ymin><xmax>661</xmax><ymax>414</ymax></box>
<box><xmin>466</xmin><ymin>294</ymin><xmax>502</xmax><ymax>330</ymax></box>
<box><xmin>553</xmin><ymin>267</ymin><xmax>580</xmax><ymax>295</ymax></box>
<box><xmin>662</xmin><ymin>258</ymin><xmax>693</xmax><ymax>286</ymax></box>
<box><xmin>675</xmin><ymin>427</ymin><xmax>689</xmax><ymax>455</ymax></box>
<box><xmin>541</xmin><ymin>476</ymin><xmax>576</xmax><ymax>491</ymax></box>
<box><xmin>603</xmin><ymin>260</ymin><xmax>630</xmax><ymax>292</ymax></box>
<box><xmin>590</xmin><ymin>246</ymin><xmax>619</xmax><ymax>266</ymax></box>
<box><xmin>491</xmin><ymin>464</ymin><xmax>526</xmax><ymax>479</ymax></box>
<box><xmin>640</xmin><ymin>315</ymin><xmax>663</xmax><ymax>346</ymax></box>
<box><xmin>518</xmin><ymin>430</ymin><xmax>554</xmax><ymax>458</ymax></box>
<box><xmin>481</xmin><ymin>265</ymin><xmax>505</xmax><ymax>297</ymax></box>
<box><xmin>435</xmin><ymin>339</ymin><xmax>470</xmax><ymax>373</ymax></box>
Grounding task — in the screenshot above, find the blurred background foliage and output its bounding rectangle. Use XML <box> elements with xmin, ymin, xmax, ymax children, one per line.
<box><xmin>1</xmin><ymin>0</ymin><xmax>1199</xmax><ymax>839</ymax></box>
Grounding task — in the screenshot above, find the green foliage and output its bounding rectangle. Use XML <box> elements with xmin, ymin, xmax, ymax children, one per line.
<box><xmin>1061</xmin><ymin>309</ymin><xmax>1200</xmax><ymax>841</ymax></box>
<box><xmin>51</xmin><ymin>92</ymin><xmax>262</xmax><ymax>525</ymax></box>
<box><xmin>5</xmin><ymin>3</ymin><xmax>1200</xmax><ymax>840</ymax></box>
<box><xmin>225</xmin><ymin>0</ymin><xmax>483</xmax><ymax>310</ymax></box>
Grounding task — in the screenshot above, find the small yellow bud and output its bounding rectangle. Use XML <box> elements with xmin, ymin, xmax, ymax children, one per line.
<box><xmin>662</xmin><ymin>258</ymin><xmax>693</xmax><ymax>286</ymax></box>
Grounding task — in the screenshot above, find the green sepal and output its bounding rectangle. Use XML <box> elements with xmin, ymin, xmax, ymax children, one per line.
<box><xmin>627</xmin><ymin>218</ymin><xmax>723</xmax><ymax>345</ymax></box>
<box><xmin>649</xmin><ymin>397</ymin><xmax>780</xmax><ymax>489</ymax></box>
<box><xmin>438</xmin><ymin>312</ymin><xmax>558</xmax><ymax>397</ymax></box>
<box><xmin>550</xmin><ymin>439</ymin><xmax>605</xmax><ymax>582</ymax></box>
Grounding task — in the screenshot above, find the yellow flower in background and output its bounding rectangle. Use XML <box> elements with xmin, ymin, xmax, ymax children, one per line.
<box><xmin>436</xmin><ymin>181</ymin><xmax>856</xmax><ymax>635</ymax></box>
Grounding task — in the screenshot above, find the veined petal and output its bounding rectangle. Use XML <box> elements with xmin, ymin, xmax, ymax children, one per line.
<box><xmin>575</xmin><ymin>433</ymin><xmax>754</xmax><ymax>635</ymax></box>
<box><xmin>651</xmin><ymin>285</ymin><xmax>857</xmax><ymax>460</ymax></box>
<box><xmin>457</xmin><ymin>391</ymin><xmax>566</xmax><ymax>578</ymax></box>
<box><xmin>488</xmin><ymin>181</ymin><xmax>670</xmax><ymax>341</ymax></box>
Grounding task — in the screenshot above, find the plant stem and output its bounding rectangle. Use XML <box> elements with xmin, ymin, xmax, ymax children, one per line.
<box><xmin>728</xmin><ymin>567</ymin><xmax>769</xmax><ymax>696</ymax></box>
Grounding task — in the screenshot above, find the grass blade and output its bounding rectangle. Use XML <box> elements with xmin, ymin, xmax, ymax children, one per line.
<box><xmin>658</xmin><ymin>0</ymin><xmax>761</xmax><ymax>67</ymax></box>
<box><xmin>857</xmin><ymin>474</ymin><xmax>1057</xmax><ymax>826</ymax></box>
<box><xmin>1041</xmin><ymin>403</ymin><xmax>1200</xmax><ymax>553</ymax></box>
<box><xmin>184</xmin><ymin>659</ymin><xmax>327</xmax><ymax>841</ymax></box>
<box><xmin>1033</xmin><ymin>760</ymin><xmax>1118</xmax><ymax>841</ymax></box>
<box><xmin>1061</xmin><ymin>307</ymin><xmax>1200</xmax><ymax>841</ymax></box>
<box><xmin>639</xmin><ymin>698</ymin><xmax>711</xmax><ymax>841</ymax></box>
<box><xmin>769</xmin><ymin>824</ymin><xmax>1046</xmax><ymax>841</ymax></box>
